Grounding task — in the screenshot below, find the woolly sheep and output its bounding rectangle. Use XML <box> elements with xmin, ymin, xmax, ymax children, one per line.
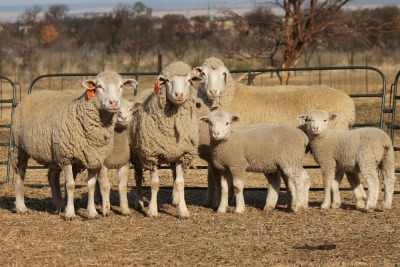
<box><xmin>298</xmin><ymin>109</ymin><xmax>396</xmax><ymax>211</ymax></box>
<box><xmin>130</xmin><ymin>61</ymin><xmax>199</xmax><ymax>218</ymax></box>
<box><xmin>11</xmin><ymin>71</ymin><xmax>136</xmax><ymax>219</ymax></box>
<box><xmin>201</xmin><ymin>109</ymin><xmax>310</xmax><ymax>213</ymax></box>
<box><xmin>193</xmin><ymin>57</ymin><xmax>356</xmax><ymax>208</ymax></box>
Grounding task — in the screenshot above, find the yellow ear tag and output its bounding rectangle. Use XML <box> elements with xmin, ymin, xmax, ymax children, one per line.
<box><xmin>153</xmin><ymin>80</ymin><xmax>160</xmax><ymax>95</ymax></box>
<box><xmin>86</xmin><ymin>82</ymin><xmax>96</xmax><ymax>100</ymax></box>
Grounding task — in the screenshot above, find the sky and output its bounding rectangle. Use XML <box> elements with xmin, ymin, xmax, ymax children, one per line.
<box><xmin>0</xmin><ymin>0</ymin><xmax>399</xmax><ymax>22</ymax></box>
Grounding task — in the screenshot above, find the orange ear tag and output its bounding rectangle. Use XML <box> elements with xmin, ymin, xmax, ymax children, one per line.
<box><xmin>86</xmin><ymin>82</ymin><xmax>96</xmax><ymax>100</ymax></box>
<box><xmin>153</xmin><ymin>80</ymin><xmax>160</xmax><ymax>95</ymax></box>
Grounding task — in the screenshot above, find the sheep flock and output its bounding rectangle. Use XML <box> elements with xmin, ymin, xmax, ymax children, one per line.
<box><xmin>10</xmin><ymin>57</ymin><xmax>397</xmax><ymax>220</ymax></box>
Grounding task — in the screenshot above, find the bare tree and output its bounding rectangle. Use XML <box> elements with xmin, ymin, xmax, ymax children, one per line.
<box><xmin>160</xmin><ymin>14</ymin><xmax>191</xmax><ymax>60</ymax></box>
<box><xmin>122</xmin><ymin>15</ymin><xmax>156</xmax><ymax>72</ymax></box>
<box><xmin>44</xmin><ymin>4</ymin><xmax>70</xmax><ymax>23</ymax></box>
<box><xmin>18</xmin><ymin>5</ymin><xmax>42</xmax><ymax>25</ymax></box>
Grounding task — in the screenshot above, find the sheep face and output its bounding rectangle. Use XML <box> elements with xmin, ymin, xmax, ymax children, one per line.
<box><xmin>194</xmin><ymin>65</ymin><xmax>228</xmax><ymax>100</ymax></box>
<box><xmin>297</xmin><ymin>109</ymin><xmax>338</xmax><ymax>136</ymax></box>
<box><xmin>158</xmin><ymin>73</ymin><xmax>193</xmax><ymax>105</ymax></box>
<box><xmin>83</xmin><ymin>71</ymin><xmax>137</xmax><ymax>113</ymax></box>
<box><xmin>200</xmin><ymin>109</ymin><xmax>239</xmax><ymax>141</ymax></box>
<box><xmin>116</xmin><ymin>99</ymin><xmax>142</xmax><ymax>128</ymax></box>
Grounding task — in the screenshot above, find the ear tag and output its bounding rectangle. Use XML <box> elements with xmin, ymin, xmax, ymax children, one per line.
<box><xmin>153</xmin><ymin>80</ymin><xmax>160</xmax><ymax>95</ymax></box>
<box><xmin>132</xmin><ymin>83</ymin><xmax>137</xmax><ymax>90</ymax></box>
<box><xmin>86</xmin><ymin>82</ymin><xmax>96</xmax><ymax>100</ymax></box>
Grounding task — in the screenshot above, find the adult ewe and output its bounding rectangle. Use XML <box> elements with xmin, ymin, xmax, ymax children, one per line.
<box><xmin>298</xmin><ymin>109</ymin><xmax>396</xmax><ymax>211</ymax></box>
<box><xmin>201</xmin><ymin>109</ymin><xmax>309</xmax><ymax>213</ymax></box>
<box><xmin>12</xmin><ymin>71</ymin><xmax>136</xmax><ymax>219</ymax></box>
<box><xmin>130</xmin><ymin>61</ymin><xmax>199</xmax><ymax>218</ymax></box>
<box><xmin>193</xmin><ymin>57</ymin><xmax>356</xmax><ymax>208</ymax></box>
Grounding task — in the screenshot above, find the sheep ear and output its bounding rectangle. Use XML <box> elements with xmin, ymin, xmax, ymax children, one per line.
<box><xmin>82</xmin><ymin>80</ymin><xmax>96</xmax><ymax>90</ymax></box>
<box><xmin>123</xmin><ymin>79</ymin><xmax>138</xmax><ymax>90</ymax></box>
<box><xmin>193</xmin><ymin>67</ymin><xmax>203</xmax><ymax>77</ymax></box>
<box><xmin>132</xmin><ymin>101</ymin><xmax>142</xmax><ymax>111</ymax></box>
<box><xmin>157</xmin><ymin>75</ymin><xmax>167</xmax><ymax>85</ymax></box>
<box><xmin>329</xmin><ymin>114</ymin><xmax>338</xmax><ymax>121</ymax></box>
<box><xmin>231</xmin><ymin>115</ymin><xmax>240</xmax><ymax>123</ymax></box>
<box><xmin>297</xmin><ymin>115</ymin><xmax>307</xmax><ymax>125</ymax></box>
<box><xmin>199</xmin><ymin>116</ymin><xmax>210</xmax><ymax>124</ymax></box>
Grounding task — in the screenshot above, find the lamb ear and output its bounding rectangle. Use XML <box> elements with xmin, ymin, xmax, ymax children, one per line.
<box><xmin>231</xmin><ymin>115</ymin><xmax>240</xmax><ymax>123</ymax></box>
<box><xmin>132</xmin><ymin>101</ymin><xmax>142</xmax><ymax>111</ymax></box>
<box><xmin>329</xmin><ymin>113</ymin><xmax>338</xmax><ymax>121</ymax></box>
<box><xmin>199</xmin><ymin>116</ymin><xmax>210</xmax><ymax>124</ymax></box>
<box><xmin>82</xmin><ymin>79</ymin><xmax>96</xmax><ymax>89</ymax></box>
<box><xmin>193</xmin><ymin>67</ymin><xmax>203</xmax><ymax>77</ymax></box>
<box><xmin>123</xmin><ymin>79</ymin><xmax>138</xmax><ymax>89</ymax></box>
<box><xmin>157</xmin><ymin>74</ymin><xmax>167</xmax><ymax>85</ymax></box>
<box><xmin>297</xmin><ymin>115</ymin><xmax>307</xmax><ymax>125</ymax></box>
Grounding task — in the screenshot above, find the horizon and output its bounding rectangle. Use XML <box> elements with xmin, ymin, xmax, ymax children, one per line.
<box><xmin>0</xmin><ymin>0</ymin><xmax>399</xmax><ymax>22</ymax></box>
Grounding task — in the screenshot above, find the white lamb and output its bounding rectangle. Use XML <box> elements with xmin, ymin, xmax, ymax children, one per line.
<box><xmin>201</xmin><ymin>109</ymin><xmax>310</xmax><ymax>213</ymax></box>
<box><xmin>194</xmin><ymin>57</ymin><xmax>356</xmax><ymax>208</ymax></box>
<box><xmin>11</xmin><ymin>71</ymin><xmax>135</xmax><ymax>219</ymax></box>
<box><xmin>298</xmin><ymin>109</ymin><xmax>396</xmax><ymax>211</ymax></box>
<box><xmin>130</xmin><ymin>61</ymin><xmax>199</xmax><ymax>218</ymax></box>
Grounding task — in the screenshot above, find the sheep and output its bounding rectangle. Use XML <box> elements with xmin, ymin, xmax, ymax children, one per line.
<box><xmin>193</xmin><ymin>57</ymin><xmax>356</xmax><ymax>208</ymax></box>
<box><xmin>129</xmin><ymin>61</ymin><xmax>199</xmax><ymax>218</ymax></box>
<box><xmin>11</xmin><ymin>71</ymin><xmax>136</xmax><ymax>219</ymax></box>
<box><xmin>297</xmin><ymin>109</ymin><xmax>396</xmax><ymax>211</ymax></box>
<box><xmin>200</xmin><ymin>109</ymin><xmax>310</xmax><ymax>213</ymax></box>
<box><xmin>95</xmin><ymin>98</ymin><xmax>142</xmax><ymax>215</ymax></box>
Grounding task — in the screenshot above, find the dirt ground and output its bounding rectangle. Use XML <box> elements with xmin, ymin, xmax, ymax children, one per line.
<box><xmin>0</xmin><ymin>166</ymin><xmax>399</xmax><ymax>267</ymax></box>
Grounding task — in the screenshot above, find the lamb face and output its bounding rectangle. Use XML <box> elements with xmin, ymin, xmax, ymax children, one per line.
<box><xmin>158</xmin><ymin>72</ymin><xmax>193</xmax><ymax>105</ymax></box>
<box><xmin>195</xmin><ymin>65</ymin><xmax>228</xmax><ymax>100</ymax></box>
<box><xmin>82</xmin><ymin>71</ymin><xmax>137</xmax><ymax>112</ymax></box>
<box><xmin>116</xmin><ymin>99</ymin><xmax>142</xmax><ymax>128</ymax></box>
<box><xmin>298</xmin><ymin>109</ymin><xmax>338</xmax><ymax>137</ymax></box>
<box><xmin>201</xmin><ymin>109</ymin><xmax>239</xmax><ymax>141</ymax></box>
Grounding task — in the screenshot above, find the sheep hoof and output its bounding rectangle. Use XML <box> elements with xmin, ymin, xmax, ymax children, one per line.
<box><xmin>102</xmin><ymin>209</ymin><xmax>111</xmax><ymax>217</ymax></box>
<box><xmin>217</xmin><ymin>206</ymin><xmax>227</xmax><ymax>213</ymax></box>
<box><xmin>64</xmin><ymin>213</ymin><xmax>76</xmax><ymax>221</ymax></box>
<box><xmin>320</xmin><ymin>202</ymin><xmax>330</xmax><ymax>209</ymax></box>
<box><xmin>355</xmin><ymin>201</ymin><xmax>366</xmax><ymax>210</ymax></box>
<box><xmin>120</xmin><ymin>207</ymin><xmax>131</xmax><ymax>216</ymax></box>
<box><xmin>15</xmin><ymin>205</ymin><xmax>29</xmax><ymax>214</ymax></box>
<box><xmin>172</xmin><ymin>199</ymin><xmax>179</xmax><ymax>207</ymax></box>
<box><xmin>135</xmin><ymin>200</ymin><xmax>145</xmax><ymax>211</ymax></box>
<box><xmin>87</xmin><ymin>210</ymin><xmax>99</xmax><ymax>219</ymax></box>
<box><xmin>235</xmin><ymin>209</ymin><xmax>245</xmax><ymax>214</ymax></box>
<box><xmin>382</xmin><ymin>203</ymin><xmax>392</xmax><ymax>210</ymax></box>
<box><xmin>263</xmin><ymin>206</ymin><xmax>274</xmax><ymax>212</ymax></box>
<box><xmin>202</xmin><ymin>199</ymin><xmax>212</xmax><ymax>208</ymax></box>
<box><xmin>147</xmin><ymin>209</ymin><xmax>158</xmax><ymax>218</ymax></box>
<box><xmin>331</xmin><ymin>202</ymin><xmax>341</xmax><ymax>209</ymax></box>
<box><xmin>178</xmin><ymin>210</ymin><xmax>190</xmax><ymax>219</ymax></box>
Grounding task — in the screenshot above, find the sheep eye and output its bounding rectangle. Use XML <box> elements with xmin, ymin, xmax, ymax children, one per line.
<box><xmin>323</xmin><ymin>119</ymin><xmax>327</xmax><ymax>122</ymax></box>
<box><xmin>225</xmin><ymin>122</ymin><xmax>229</xmax><ymax>126</ymax></box>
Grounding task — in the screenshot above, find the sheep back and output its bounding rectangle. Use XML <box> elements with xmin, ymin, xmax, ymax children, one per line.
<box><xmin>211</xmin><ymin>124</ymin><xmax>308</xmax><ymax>173</ymax></box>
<box><xmin>103</xmin><ymin>128</ymin><xmax>130</xmax><ymax>169</ymax></box>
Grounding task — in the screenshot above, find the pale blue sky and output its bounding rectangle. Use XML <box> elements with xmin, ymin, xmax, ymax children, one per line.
<box><xmin>0</xmin><ymin>0</ymin><xmax>399</xmax><ymax>22</ymax></box>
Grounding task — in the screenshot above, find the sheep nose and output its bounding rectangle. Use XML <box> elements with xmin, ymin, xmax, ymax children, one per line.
<box><xmin>313</xmin><ymin>126</ymin><xmax>319</xmax><ymax>131</ymax></box>
<box><xmin>120</xmin><ymin>116</ymin><xmax>127</xmax><ymax>122</ymax></box>
<box><xmin>209</xmin><ymin>89</ymin><xmax>218</xmax><ymax>97</ymax></box>
<box><xmin>109</xmin><ymin>100</ymin><xmax>119</xmax><ymax>108</ymax></box>
<box><xmin>175</xmin><ymin>92</ymin><xmax>183</xmax><ymax>100</ymax></box>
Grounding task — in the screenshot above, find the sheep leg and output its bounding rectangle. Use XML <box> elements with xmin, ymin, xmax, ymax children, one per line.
<box><xmin>300</xmin><ymin>169</ymin><xmax>310</xmax><ymax>208</ymax></box>
<box><xmin>217</xmin><ymin>172</ymin><xmax>231</xmax><ymax>213</ymax></box>
<box><xmin>321</xmin><ymin>168</ymin><xmax>335</xmax><ymax>209</ymax></box>
<box><xmin>147</xmin><ymin>167</ymin><xmax>160</xmax><ymax>217</ymax></box>
<box><xmin>361</xmin><ymin>166</ymin><xmax>380</xmax><ymax>211</ymax></box>
<box><xmin>175</xmin><ymin>163</ymin><xmax>189</xmax><ymax>218</ymax></box>
<box><xmin>264</xmin><ymin>172</ymin><xmax>281</xmax><ymax>211</ymax></box>
<box><xmin>62</xmin><ymin>164</ymin><xmax>76</xmax><ymax>219</ymax></box>
<box><xmin>211</xmin><ymin>165</ymin><xmax>222</xmax><ymax>209</ymax></box>
<box><xmin>97</xmin><ymin>165</ymin><xmax>111</xmax><ymax>216</ymax></box>
<box><xmin>117</xmin><ymin>163</ymin><xmax>131</xmax><ymax>215</ymax></box>
<box><xmin>14</xmin><ymin>153</ymin><xmax>29</xmax><ymax>214</ymax></box>
<box><xmin>381</xmin><ymin>167</ymin><xmax>396</xmax><ymax>210</ymax></box>
<box><xmin>203</xmin><ymin>165</ymin><xmax>215</xmax><ymax>207</ymax></box>
<box><xmin>86</xmin><ymin>169</ymin><xmax>100</xmax><ymax>218</ymax></box>
<box><xmin>345</xmin><ymin>172</ymin><xmax>366</xmax><ymax>210</ymax></box>
<box><xmin>331</xmin><ymin>171</ymin><xmax>344</xmax><ymax>209</ymax></box>
<box><xmin>48</xmin><ymin>168</ymin><xmax>64</xmax><ymax>212</ymax></box>
<box><xmin>281</xmin><ymin>171</ymin><xmax>292</xmax><ymax>209</ymax></box>
<box><xmin>134</xmin><ymin>164</ymin><xmax>145</xmax><ymax>211</ymax></box>
<box><xmin>231</xmin><ymin>170</ymin><xmax>245</xmax><ymax>214</ymax></box>
<box><xmin>171</xmin><ymin>163</ymin><xmax>179</xmax><ymax>206</ymax></box>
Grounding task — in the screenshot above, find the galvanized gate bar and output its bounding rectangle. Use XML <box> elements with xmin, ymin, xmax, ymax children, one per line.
<box><xmin>0</xmin><ymin>75</ymin><xmax>17</xmax><ymax>182</ymax></box>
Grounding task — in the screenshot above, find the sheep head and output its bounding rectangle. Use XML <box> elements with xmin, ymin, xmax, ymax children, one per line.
<box><xmin>116</xmin><ymin>99</ymin><xmax>142</xmax><ymax>128</ymax></box>
<box><xmin>200</xmin><ymin>109</ymin><xmax>240</xmax><ymax>141</ymax></box>
<box><xmin>82</xmin><ymin>71</ymin><xmax>138</xmax><ymax>113</ymax></box>
<box><xmin>297</xmin><ymin>109</ymin><xmax>338</xmax><ymax>137</ymax></box>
